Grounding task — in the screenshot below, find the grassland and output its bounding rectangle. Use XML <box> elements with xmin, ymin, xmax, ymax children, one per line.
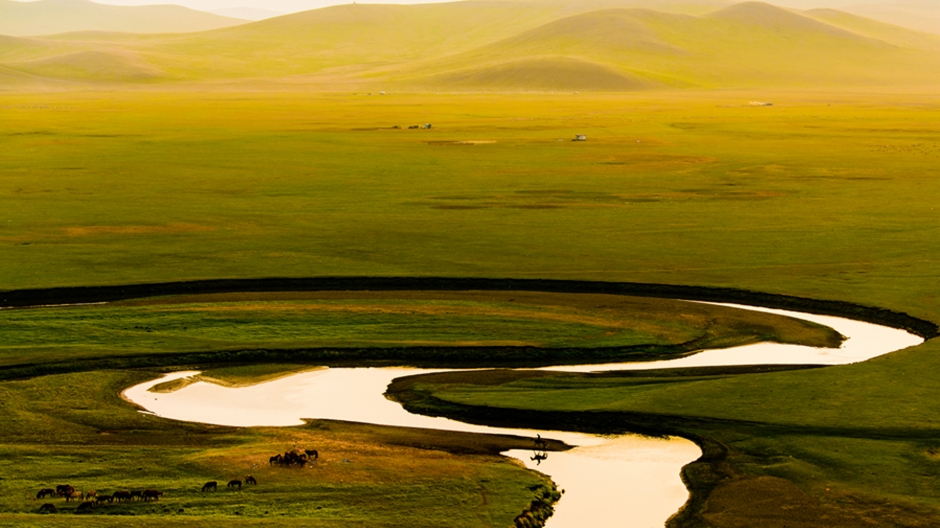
<box><xmin>0</xmin><ymin>285</ymin><xmax>852</xmax><ymax>527</ymax></box>
<box><xmin>0</xmin><ymin>368</ymin><xmax>558</xmax><ymax>526</ymax></box>
<box><xmin>389</xmin><ymin>346</ymin><xmax>940</xmax><ymax>527</ymax></box>
<box><xmin>3</xmin><ymin>89</ymin><xmax>940</xmax><ymax>322</ymax></box>
<box><xmin>2</xmin><ymin>87</ymin><xmax>940</xmax><ymax>526</ymax></box>
<box><xmin>0</xmin><ymin>290</ymin><xmax>840</xmax><ymax>369</ymax></box>
<box><xmin>0</xmin><ymin>282</ymin><xmax>852</xmax><ymax>527</ymax></box>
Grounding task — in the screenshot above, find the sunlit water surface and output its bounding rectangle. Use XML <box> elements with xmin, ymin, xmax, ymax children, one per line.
<box><xmin>123</xmin><ymin>304</ymin><xmax>923</xmax><ymax>527</ymax></box>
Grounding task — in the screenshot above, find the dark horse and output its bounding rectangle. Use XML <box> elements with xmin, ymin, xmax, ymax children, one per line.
<box><xmin>113</xmin><ymin>491</ymin><xmax>132</xmax><ymax>502</ymax></box>
<box><xmin>142</xmin><ymin>490</ymin><xmax>164</xmax><ymax>501</ymax></box>
<box><xmin>304</xmin><ymin>449</ymin><xmax>319</xmax><ymax>460</ymax></box>
<box><xmin>534</xmin><ymin>434</ymin><xmax>547</xmax><ymax>450</ymax></box>
<box><xmin>227</xmin><ymin>479</ymin><xmax>242</xmax><ymax>490</ymax></box>
<box><xmin>245</xmin><ymin>475</ymin><xmax>257</xmax><ymax>485</ymax></box>
<box><xmin>55</xmin><ymin>484</ymin><xmax>74</xmax><ymax>497</ymax></box>
<box><xmin>201</xmin><ymin>481</ymin><xmax>218</xmax><ymax>492</ymax></box>
<box><xmin>36</xmin><ymin>488</ymin><xmax>56</xmax><ymax>499</ymax></box>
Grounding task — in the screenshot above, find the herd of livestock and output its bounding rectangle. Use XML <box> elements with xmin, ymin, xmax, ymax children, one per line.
<box><xmin>36</xmin><ymin>485</ymin><xmax>166</xmax><ymax>514</ymax></box>
<box><xmin>269</xmin><ymin>448</ymin><xmax>319</xmax><ymax>468</ymax></box>
<box><xmin>34</xmin><ymin>447</ymin><xmax>319</xmax><ymax>514</ymax></box>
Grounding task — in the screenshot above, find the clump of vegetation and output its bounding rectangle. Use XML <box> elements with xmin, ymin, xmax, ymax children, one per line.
<box><xmin>513</xmin><ymin>484</ymin><xmax>563</xmax><ymax>528</ymax></box>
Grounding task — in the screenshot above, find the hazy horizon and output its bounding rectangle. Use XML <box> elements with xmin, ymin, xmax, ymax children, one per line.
<box><xmin>9</xmin><ymin>0</ymin><xmax>448</xmax><ymax>15</ymax></box>
<box><xmin>9</xmin><ymin>0</ymin><xmax>938</xmax><ymax>17</ymax></box>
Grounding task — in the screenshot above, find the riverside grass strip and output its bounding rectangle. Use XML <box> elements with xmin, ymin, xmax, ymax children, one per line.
<box><xmin>1</xmin><ymin>277</ymin><xmax>933</xmax><ymax>337</ymax></box>
<box><xmin>0</xmin><ymin>370</ymin><xmax>554</xmax><ymax>526</ymax></box>
<box><xmin>0</xmin><ymin>286</ymin><xmax>844</xmax><ymax>370</ymax></box>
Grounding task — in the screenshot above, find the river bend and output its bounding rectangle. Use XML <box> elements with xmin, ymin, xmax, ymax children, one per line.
<box><xmin>123</xmin><ymin>303</ymin><xmax>923</xmax><ymax>527</ymax></box>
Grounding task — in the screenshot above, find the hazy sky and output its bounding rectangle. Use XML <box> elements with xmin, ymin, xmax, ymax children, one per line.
<box><xmin>10</xmin><ymin>0</ymin><xmax>935</xmax><ymax>16</ymax></box>
<box><xmin>7</xmin><ymin>0</ymin><xmax>448</xmax><ymax>14</ymax></box>
<box><xmin>6</xmin><ymin>0</ymin><xmax>898</xmax><ymax>14</ymax></box>
<box><xmin>63</xmin><ymin>0</ymin><xmax>446</xmax><ymax>14</ymax></box>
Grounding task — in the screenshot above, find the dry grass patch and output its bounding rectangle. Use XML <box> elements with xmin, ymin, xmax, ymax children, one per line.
<box><xmin>64</xmin><ymin>223</ymin><xmax>216</xmax><ymax>237</ymax></box>
<box><xmin>103</xmin><ymin>290</ymin><xmax>845</xmax><ymax>349</ymax></box>
<box><xmin>702</xmin><ymin>475</ymin><xmax>940</xmax><ymax>528</ymax></box>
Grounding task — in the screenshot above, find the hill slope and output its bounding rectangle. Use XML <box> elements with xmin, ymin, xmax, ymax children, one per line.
<box><xmin>805</xmin><ymin>8</ymin><xmax>940</xmax><ymax>51</ymax></box>
<box><xmin>0</xmin><ymin>0</ymin><xmax>245</xmax><ymax>37</ymax></box>
<box><xmin>0</xmin><ymin>0</ymin><xmax>939</xmax><ymax>91</ymax></box>
<box><xmin>401</xmin><ymin>2</ymin><xmax>940</xmax><ymax>90</ymax></box>
<box><xmin>743</xmin><ymin>0</ymin><xmax>940</xmax><ymax>35</ymax></box>
<box><xmin>841</xmin><ymin>2</ymin><xmax>940</xmax><ymax>37</ymax></box>
<box><xmin>209</xmin><ymin>7</ymin><xmax>284</xmax><ymax>21</ymax></box>
<box><xmin>430</xmin><ymin>55</ymin><xmax>656</xmax><ymax>91</ymax></box>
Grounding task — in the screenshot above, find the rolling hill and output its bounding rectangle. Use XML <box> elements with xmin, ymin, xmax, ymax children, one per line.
<box><xmin>403</xmin><ymin>2</ymin><xmax>940</xmax><ymax>90</ymax></box>
<box><xmin>804</xmin><ymin>8</ymin><xmax>940</xmax><ymax>51</ymax></box>
<box><xmin>772</xmin><ymin>0</ymin><xmax>940</xmax><ymax>35</ymax></box>
<box><xmin>0</xmin><ymin>0</ymin><xmax>938</xmax><ymax>91</ymax></box>
<box><xmin>0</xmin><ymin>0</ymin><xmax>246</xmax><ymax>37</ymax></box>
<box><xmin>209</xmin><ymin>7</ymin><xmax>285</xmax><ymax>21</ymax></box>
<box><xmin>841</xmin><ymin>2</ymin><xmax>940</xmax><ymax>37</ymax></box>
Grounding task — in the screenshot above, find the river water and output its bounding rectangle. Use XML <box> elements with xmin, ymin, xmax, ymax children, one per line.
<box><xmin>122</xmin><ymin>303</ymin><xmax>923</xmax><ymax>527</ymax></box>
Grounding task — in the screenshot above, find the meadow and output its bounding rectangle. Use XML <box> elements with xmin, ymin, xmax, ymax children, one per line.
<box><xmin>2</xmin><ymin>87</ymin><xmax>940</xmax><ymax>526</ymax></box>
<box><xmin>0</xmin><ymin>369</ymin><xmax>558</xmax><ymax>526</ymax></box>
<box><xmin>2</xmin><ymin>89</ymin><xmax>939</xmax><ymax>310</ymax></box>
<box><xmin>0</xmin><ymin>291</ymin><xmax>839</xmax><ymax>367</ymax></box>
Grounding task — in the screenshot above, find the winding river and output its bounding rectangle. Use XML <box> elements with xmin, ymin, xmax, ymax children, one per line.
<box><xmin>123</xmin><ymin>303</ymin><xmax>924</xmax><ymax>527</ymax></box>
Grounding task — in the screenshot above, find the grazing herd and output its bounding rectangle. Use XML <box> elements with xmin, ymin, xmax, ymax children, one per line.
<box><xmin>269</xmin><ymin>448</ymin><xmax>318</xmax><ymax>468</ymax></box>
<box><xmin>37</xmin><ymin>484</ymin><xmax>168</xmax><ymax>504</ymax></box>
<box><xmin>36</xmin><ymin>484</ymin><xmax>167</xmax><ymax>514</ymax></box>
<box><xmin>36</xmin><ymin>447</ymin><xmax>319</xmax><ymax>514</ymax></box>
<box><xmin>201</xmin><ymin>476</ymin><xmax>257</xmax><ymax>492</ymax></box>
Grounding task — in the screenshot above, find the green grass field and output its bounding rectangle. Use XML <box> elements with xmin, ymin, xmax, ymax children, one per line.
<box><xmin>0</xmin><ymin>369</ymin><xmax>557</xmax><ymax>526</ymax></box>
<box><xmin>0</xmin><ymin>291</ymin><xmax>843</xmax><ymax>527</ymax></box>
<box><xmin>2</xmin><ymin>87</ymin><xmax>940</xmax><ymax>527</ymax></box>
<box><xmin>0</xmin><ymin>291</ymin><xmax>839</xmax><ymax>367</ymax></box>
<box><xmin>3</xmin><ymin>89</ymin><xmax>940</xmax><ymax>320</ymax></box>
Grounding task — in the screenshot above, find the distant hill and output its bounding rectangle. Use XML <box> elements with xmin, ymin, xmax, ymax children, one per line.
<box><xmin>805</xmin><ymin>8</ymin><xmax>940</xmax><ymax>50</ymax></box>
<box><xmin>841</xmin><ymin>2</ymin><xmax>940</xmax><ymax>36</ymax></box>
<box><xmin>402</xmin><ymin>2</ymin><xmax>940</xmax><ymax>90</ymax></box>
<box><xmin>209</xmin><ymin>7</ymin><xmax>284</xmax><ymax>21</ymax></box>
<box><xmin>768</xmin><ymin>0</ymin><xmax>940</xmax><ymax>35</ymax></box>
<box><xmin>1</xmin><ymin>0</ymin><xmax>939</xmax><ymax>91</ymax></box>
<box><xmin>503</xmin><ymin>0</ymin><xmax>732</xmax><ymax>16</ymax></box>
<box><xmin>0</xmin><ymin>0</ymin><xmax>246</xmax><ymax>37</ymax></box>
<box><xmin>11</xmin><ymin>49</ymin><xmax>165</xmax><ymax>81</ymax></box>
<box><xmin>429</xmin><ymin>56</ymin><xmax>656</xmax><ymax>91</ymax></box>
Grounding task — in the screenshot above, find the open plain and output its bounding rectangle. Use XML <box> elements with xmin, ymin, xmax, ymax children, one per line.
<box><xmin>3</xmin><ymin>88</ymin><xmax>940</xmax><ymax>526</ymax></box>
